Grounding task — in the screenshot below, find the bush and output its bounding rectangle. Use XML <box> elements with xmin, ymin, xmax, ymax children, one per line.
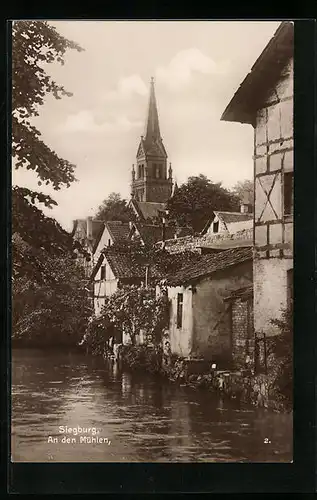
<box><xmin>80</xmin><ymin>284</ymin><xmax>170</xmax><ymax>353</ymax></box>
<box><xmin>12</xmin><ymin>256</ymin><xmax>92</xmax><ymax>347</ymax></box>
<box><xmin>267</xmin><ymin>306</ymin><xmax>293</xmax><ymax>408</ymax></box>
<box><xmin>121</xmin><ymin>345</ymin><xmax>162</xmax><ymax>374</ymax></box>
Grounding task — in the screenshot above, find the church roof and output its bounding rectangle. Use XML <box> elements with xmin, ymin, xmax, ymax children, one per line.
<box><xmin>129</xmin><ymin>198</ymin><xmax>167</xmax><ymax>221</ymax></box>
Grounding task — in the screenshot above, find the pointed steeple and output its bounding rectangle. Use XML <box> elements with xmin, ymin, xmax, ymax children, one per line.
<box><xmin>144</xmin><ymin>77</ymin><xmax>161</xmax><ymax>143</ymax></box>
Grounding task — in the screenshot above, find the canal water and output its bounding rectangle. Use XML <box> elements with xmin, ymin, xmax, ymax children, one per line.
<box><xmin>11</xmin><ymin>349</ymin><xmax>292</xmax><ymax>463</ymax></box>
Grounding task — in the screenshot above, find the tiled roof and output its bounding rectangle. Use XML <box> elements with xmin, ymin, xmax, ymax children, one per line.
<box><xmin>103</xmin><ymin>248</ymin><xmax>164</xmax><ymax>282</ymax></box>
<box><xmin>131</xmin><ymin>199</ymin><xmax>166</xmax><ymax>220</ymax></box>
<box><xmin>221</xmin><ymin>22</ymin><xmax>294</xmax><ymax>125</ymax></box>
<box><xmin>92</xmin><ymin>221</ymin><xmax>130</xmax><ymax>253</ymax></box>
<box><xmin>200</xmin><ymin>239</ymin><xmax>253</xmax><ymax>251</ymax></box>
<box><xmin>105</xmin><ymin>252</ymin><xmax>145</xmax><ymax>280</ymax></box>
<box><xmin>167</xmin><ymin>247</ymin><xmax>253</xmax><ymax>286</ymax></box>
<box><xmin>215</xmin><ymin>211</ymin><xmax>253</xmax><ymax>225</ymax></box>
<box><xmin>106</xmin><ymin>221</ymin><xmax>130</xmax><ymax>241</ymax></box>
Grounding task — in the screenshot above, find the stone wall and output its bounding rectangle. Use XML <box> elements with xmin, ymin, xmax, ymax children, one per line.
<box><xmin>119</xmin><ymin>345</ymin><xmax>288</xmax><ymax>411</ymax></box>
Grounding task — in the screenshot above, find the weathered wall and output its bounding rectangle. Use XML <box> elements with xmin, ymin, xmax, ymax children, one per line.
<box><xmin>192</xmin><ymin>261</ymin><xmax>253</xmax><ymax>365</ymax></box>
<box><xmin>253</xmin><ymin>57</ymin><xmax>293</xmax><ymax>334</ymax></box>
<box><xmin>167</xmin><ymin>285</ymin><xmax>193</xmax><ymax>358</ymax></box>
<box><xmin>254</xmin><ymin>257</ymin><xmax>293</xmax><ymax>334</ymax></box>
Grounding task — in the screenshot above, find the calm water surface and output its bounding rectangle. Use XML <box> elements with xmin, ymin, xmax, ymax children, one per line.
<box><xmin>11</xmin><ymin>349</ymin><xmax>292</xmax><ymax>462</ymax></box>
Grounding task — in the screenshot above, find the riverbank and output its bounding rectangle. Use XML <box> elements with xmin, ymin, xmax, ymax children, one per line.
<box><xmin>118</xmin><ymin>345</ymin><xmax>291</xmax><ymax>413</ymax></box>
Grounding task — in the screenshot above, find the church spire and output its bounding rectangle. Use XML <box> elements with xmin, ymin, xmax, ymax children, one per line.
<box><xmin>144</xmin><ymin>77</ymin><xmax>161</xmax><ymax>142</ymax></box>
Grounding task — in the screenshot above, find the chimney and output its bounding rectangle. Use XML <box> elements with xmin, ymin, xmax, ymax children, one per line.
<box><xmin>87</xmin><ymin>216</ymin><xmax>93</xmax><ymax>239</ymax></box>
<box><xmin>240</xmin><ymin>202</ymin><xmax>249</xmax><ymax>214</ymax></box>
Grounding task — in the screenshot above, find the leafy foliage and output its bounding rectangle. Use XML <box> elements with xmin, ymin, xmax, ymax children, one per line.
<box><xmin>81</xmin><ymin>285</ymin><xmax>170</xmax><ymax>355</ymax></box>
<box><xmin>232</xmin><ymin>179</ymin><xmax>254</xmax><ymax>205</ymax></box>
<box><xmin>12</xmin><ymin>256</ymin><xmax>92</xmax><ymax>347</ymax></box>
<box><xmin>95</xmin><ymin>192</ymin><xmax>134</xmax><ymax>222</ymax></box>
<box><xmin>12</xmin><ymin>21</ymin><xmax>86</xmax><ymax>278</ymax></box>
<box><xmin>11</xmin><ymin>22</ymin><xmax>91</xmax><ymax>347</ymax></box>
<box><xmin>166</xmin><ymin>174</ymin><xmax>241</xmax><ymax>233</ymax></box>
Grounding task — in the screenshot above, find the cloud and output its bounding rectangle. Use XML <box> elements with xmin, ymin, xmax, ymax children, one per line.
<box><xmin>60</xmin><ymin>109</ymin><xmax>142</xmax><ymax>134</ymax></box>
<box><xmin>103</xmin><ymin>74</ymin><xmax>148</xmax><ymax>101</ymax></box>
<box><xmin>156</xmin><ymin>48</ymin><xmax>230</xmax><ymax>91</ymax></box>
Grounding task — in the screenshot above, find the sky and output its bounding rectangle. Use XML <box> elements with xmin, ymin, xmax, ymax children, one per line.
<box><xmin>13</xmin><ymin>20</ymin><xmax>281</xmax><ymax>231</ymax></box>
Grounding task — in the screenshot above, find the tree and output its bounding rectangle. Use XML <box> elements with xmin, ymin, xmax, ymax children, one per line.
<box><xmin>166</xmin><ymin>174</ymin><xmax>241</xmax><ymax>233</ymax></box>
<box><xmin>12</xmin><ymin>254</ymin><xmax>92</xmax><ymax>347</ymax></box>
<box><xmin>12</xmin><ymin>21</ymin><xmax>85</xmax><ymax>275</ymax></box>
<box><xmin>232</xmin><ymin>179</ymin><xmax>254</xmax><ymax>205</ymax></box>
<box><xmin>95</xmin><ymin>192</ymin><xmax>134</xmax><ymax>222</ymax></box>
<box><xmin>81</xmin><ymin>285</ymin><xmax>170</xmax><ymax>354</ymax></box>
<box><xmin>11</xmin><ymin>22</ymin><xmax>92</xmax><ymax>347</ymax></box>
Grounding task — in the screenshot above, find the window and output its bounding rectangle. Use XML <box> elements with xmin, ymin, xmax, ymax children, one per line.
<box><xmin>213</xmin><ymin>221</ymin><xmax>219</xmax><ymax>233</ymax></box>
<box><xmin>287</xmin><ymin>268</ymin><xmax>293</xmax><ymax>309</ymax></box>
<box><xmin>138</xmin><ymin>164</ymin><xmax>144</xmax><ymax>179</ymax></box>
<box><xmin>284</xmin><ymin>172</ymin><xmax>293</xmax><ymax>216</ymax></box>
<box><xmin>176</xmin><ymin>293</ymin><xmax>183</xmax><ymax>328</ymax></box>
<box><xmin>156</xmin><ymin>165</ymin><xmax>161</xmax><ymax>178</ymax></box>
<box><xmin>107</xmin><ymin>239</ymin><xmax>111</xmax><ymax>247</ymax></box>
<box><xmin>100</xmin><ymin>265</ymin><xmax>106</xmax><ymax>280</ymax></box>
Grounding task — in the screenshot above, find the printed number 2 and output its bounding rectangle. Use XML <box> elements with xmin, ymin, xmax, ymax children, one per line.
<box><xmin>264</xmin><ymin>438</ymin><xmax>271</xmax><ymax>444</ymax></box>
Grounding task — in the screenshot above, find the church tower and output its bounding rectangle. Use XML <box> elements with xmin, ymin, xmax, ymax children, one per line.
<box><xmin>131</xmin><ymin>77</ymin><xmax>173</xmax><ymax>203</ymax></box>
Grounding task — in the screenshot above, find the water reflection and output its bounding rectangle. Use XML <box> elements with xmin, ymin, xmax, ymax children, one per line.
<box><xmin>11</xmin><ymin>349</ymin><xmax>292</xmax><ymax>463</ymax></box>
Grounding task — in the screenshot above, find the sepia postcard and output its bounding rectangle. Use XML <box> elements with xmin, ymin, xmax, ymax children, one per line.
<box><xmin>11</xmin><ymin>20</ymin><xmax>294</xmax><ymax>467</ymax></box>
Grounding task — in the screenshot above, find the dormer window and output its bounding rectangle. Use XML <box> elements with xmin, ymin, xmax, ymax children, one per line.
<box><xmin>213</xmin><ymin>221</ymin><xmax>219</xmax><ymax>233</ymax></box>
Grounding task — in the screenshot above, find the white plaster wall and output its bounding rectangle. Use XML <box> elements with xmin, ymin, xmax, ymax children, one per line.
<box><xmin>206</xmin><ymin>215</ymin><xmax>228</xmax><ymax>236</ymax></box>
<box><xmin>253</xmin><ymin>258</ymin><xmax>293</xmax><ymax>335</ymax></box>
<box><xmin>167</xmin><ymin>285</ymin><xmax>193</xmax><ymax>358</ymax></box>
<box><xmin>93</xmin><ymin>258</ymin><xmax>118</xmax><ymax>315</ymax></box>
